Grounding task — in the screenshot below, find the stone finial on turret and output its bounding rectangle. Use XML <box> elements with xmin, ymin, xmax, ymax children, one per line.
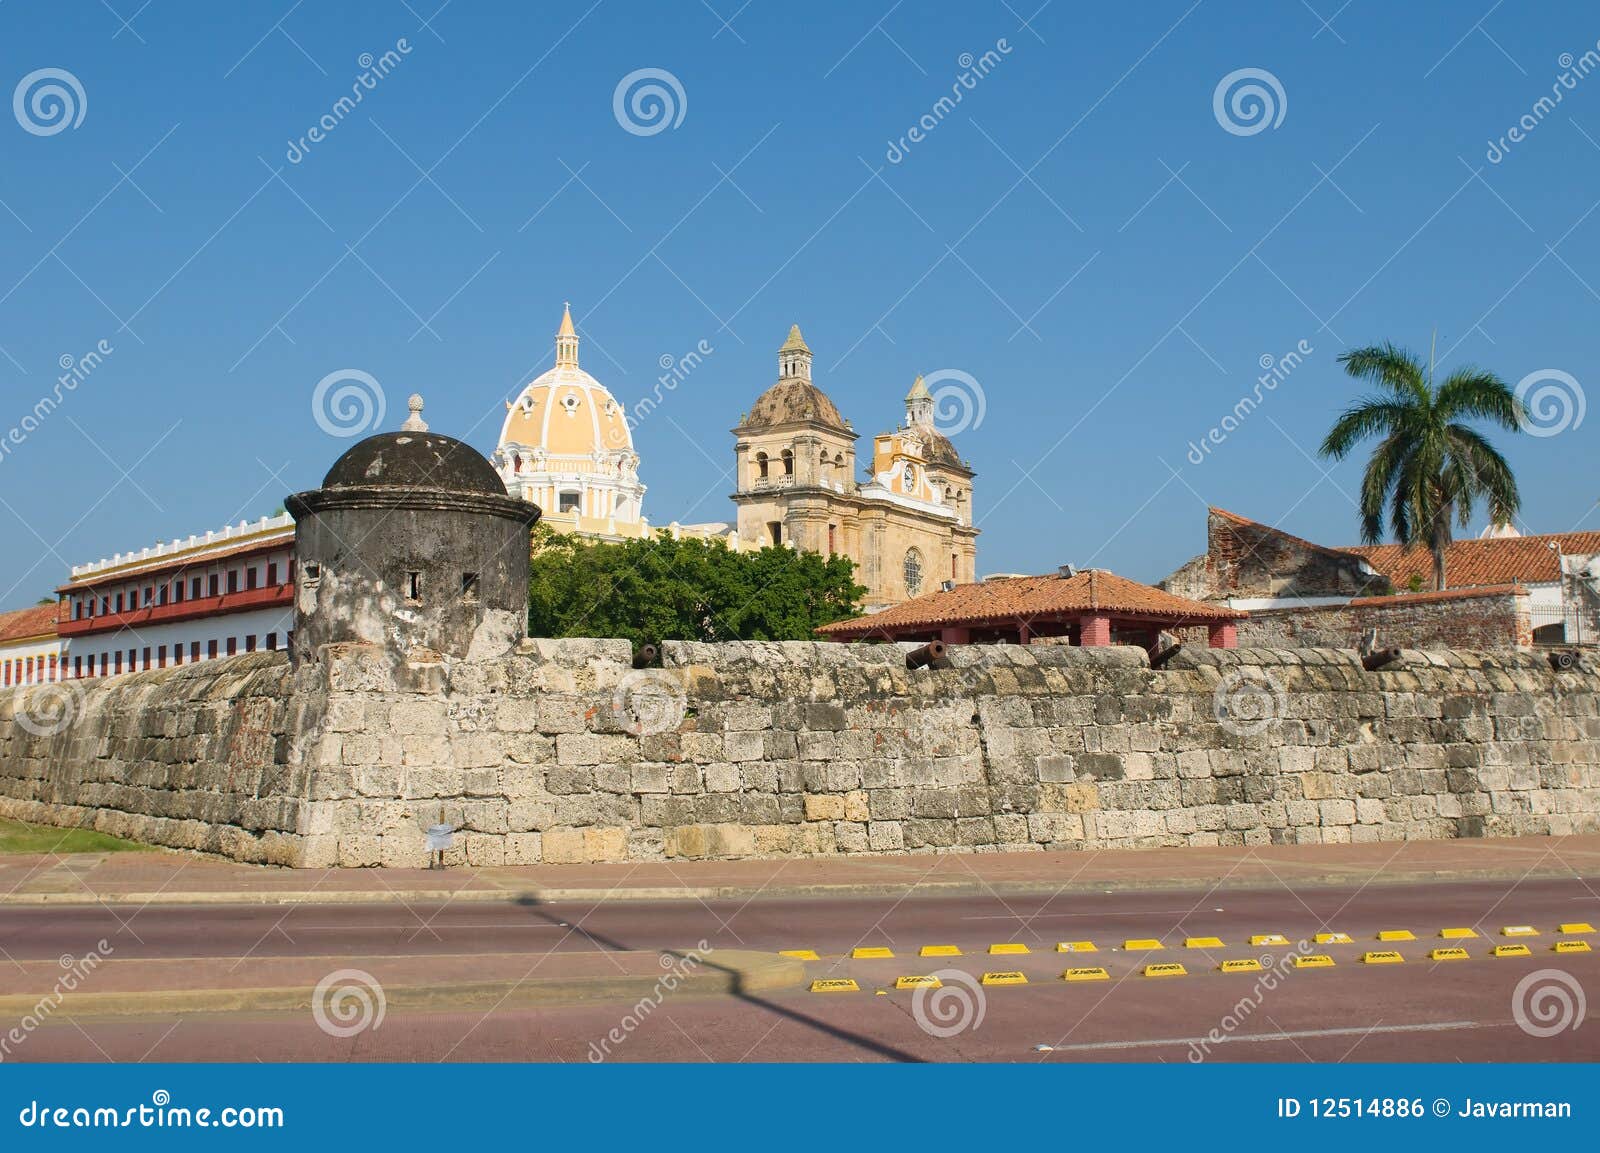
<box><xmin>401</xmin><ymin>393</ymin><xmax>429</xmax><ymax>433</ymax></box>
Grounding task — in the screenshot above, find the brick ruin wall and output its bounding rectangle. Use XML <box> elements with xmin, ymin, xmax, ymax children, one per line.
<box><xmin>1233</xmin><ymin>589</ymin><xmax>1533</xmax><ymax>651</ymax></box>
<box><xmin>1</xmin><ymin>640</ymin><xmax>1597</xmax><ymax>867</ymax></box>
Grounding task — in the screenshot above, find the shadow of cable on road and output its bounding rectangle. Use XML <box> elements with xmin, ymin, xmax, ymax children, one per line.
<box><xmin>509</xmin><ymin>895</ymin><xmax>927</xmax><ymax>1063</ymax></box>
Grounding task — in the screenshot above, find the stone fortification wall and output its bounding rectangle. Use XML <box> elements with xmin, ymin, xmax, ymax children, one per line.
<box><xmin>2</xmin><ymin>639</ymin><xmax>1596</xmax><ymax>866</ymax></box>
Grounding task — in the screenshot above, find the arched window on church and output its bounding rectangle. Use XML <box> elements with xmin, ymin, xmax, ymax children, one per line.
<box><xmin>755</xmin><ymin>452</ymin><xmax>769</xmax><ymax>479</ymax></box>
<box><xmin>781</xmin><ymin>449</ymin><xmax>793</xmax><ymax>476</ymax></box>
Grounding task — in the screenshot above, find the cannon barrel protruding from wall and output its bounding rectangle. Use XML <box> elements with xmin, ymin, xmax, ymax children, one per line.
<box><xmin>632</xmin><ymin>643</ymin><xmax>661</xmax><ymax>669</ymax></box>
<box><xmin>1361</xmin><ymin>646</ymin><xmax>1403</xmax><ymax>671</ymax></box>
<box><xmin>905</xmin><ymin>639</ymin><xmax>948</xmax><ymax>669</ymax></box>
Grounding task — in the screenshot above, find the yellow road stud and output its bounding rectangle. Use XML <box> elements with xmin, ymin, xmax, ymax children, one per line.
<box><xmin>1185</xmin><ymin>936</ymin><xmax>1225</xmax><ymax>949</ymax></box>
<box><xmin>1056</xmin><ymin>941</ymin><xmax>1098</xmax><ymax>953</ymax></box>
<box><xmin>1219</xmin><ymin>958</ymin><xmax>1264</xmax><ymax>973</ymax></box>
<box><xmin>981</xmin><ymin>971</ymin><xmax>1027</xmax><ymax>986</ymax></box>
<box><xmin>1377</xmin><ymin>930</ymin><xmax>1415</xmax><ymax>942</ymax></box>
<box><xmin>1554</xmin><ymin>940</ymin><xmax>1592</xmax><ymax>954</ymax></box>
<box><xmin>895</xmin><ymin>974</ymin><xmax>942</xmax><ymax>989</ymax></box>
<box><xmin>1428</xmin><ymin>947</ymin><xmax>1470</xmax><ymax>961</ymax></box>
<box><xmin>1294</xmin><ymin>954</ymin><xmax>1335</xmax><ymax>968</ymax></box>
<box><xmin>1501</xmin><ymin>926</ymin><xmax>1539</xmax><ymax>937</ymax></box>
<box><xmin>810</xmin><ymin>978</ymin><xmax>860</xmax><ymax>993</ymax></box>
<box><xmin>1438</xmin><ymin>928</ymin><xmax>1478</xmax><ymax>940</ymax></box>
<box><xmin>1361</xmin><ymin>950</ymin><xmax>1405</xmax><ymax>964</ymax></box>
<box><xmin>1492</xmin><ymin>944</ymin><xmax>1532</xmax><ymax>957</ymax></box>
<box><xmin>1142</xmin><ymin>962</ymin><xmax>1187</xmax><ymax>977</ymax></box>
<box><xmin>1559</xmin><ymin>922</ymin><xmax>1595</xmax><ymax>935</ymax></box>
<box><xmin>1250</xmin><ymin>933</ymin><xmax>1290</xmax><ymax>946</ymax></box>
<box><xmin>989</xmin><ymin>942</ymin><xmax>1030</xmax><ymax>955</ymax></box>
<box><xmin>919</xmin><ymin>944</ymin><xmax>961</xmax><ymax>957</ymax></box>
<box><xmin>1062</xmin><ymin>967</ymin><xmax>1109</xmax><ymax>982</ymax></box>
<box><xmin>779</xmin><ymin>949</ymin><xmax>819</xmax><ymax>960</ymax></box>
<box><xmin>851</xmin><ymin>946</ymin><xmax>894</xmax><ymax>959</ymax></box>
<box><xmin>1314</xmin><ymin>932</ymin><xmax>1353</xmax><ymax>945</ymax></box>
<box><xmin>1123</xmin><ymin>938</ymin><xmax>1164</xmax><ymax>951</ymax></box>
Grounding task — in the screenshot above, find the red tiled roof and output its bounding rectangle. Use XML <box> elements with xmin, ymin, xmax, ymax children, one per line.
<box><xmin>818</xmin><ymin>569</ymin><xmax>1246</xmax><ymax>637</ymax></box>
<box><xmin>1347</xmin><ymin>583</ymin><xmax>1526</xmax><ymax>607</ymax></box>
<box><xmin>1209</xmin><ymin>506</ymin><xmax>1600</xmax><ymax>590</ymax></box>
<box><xmin>1346</xmin><ymin>533</ymin><xmax>1600</xmax><ymax>588</ymax></box>
<box><xmin>0</xmin><ymin>602</ymin><xmax>60</xmax><ymax>643</ymax></box>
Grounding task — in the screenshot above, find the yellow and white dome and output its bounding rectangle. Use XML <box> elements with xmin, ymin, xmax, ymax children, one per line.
<box><xmin>493</xmin><ymin>305</ymin><xmax>647</xmax><ymax>532</ymax></box>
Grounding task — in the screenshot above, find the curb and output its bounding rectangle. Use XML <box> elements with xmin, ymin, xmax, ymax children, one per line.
<box><xmin>0</xmin><ymin>950</ymin><xmax>802</xmax><ymax>1018</ymax></box>
<box><xmin>3</xmin><ymin>864</ymin><xmax>1595</xmax><ymax>907</ymax></box>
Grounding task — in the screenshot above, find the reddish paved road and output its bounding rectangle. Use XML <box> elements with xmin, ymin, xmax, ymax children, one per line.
<box><xmin>3</xmin><ymin>876</ymin><xmax>1597</xmax><ymax>1061</ymax></box>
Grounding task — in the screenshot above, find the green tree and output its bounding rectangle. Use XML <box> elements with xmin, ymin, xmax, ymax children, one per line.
<box><xmin>526</xmin><ymin>526</ymin><xmax>866</xmax><ymax>645</ymax></box>
<box><xmin>1319</xmin><ymin>339</ymin><xmax>1523</xmax><ymax>591</ymax></box>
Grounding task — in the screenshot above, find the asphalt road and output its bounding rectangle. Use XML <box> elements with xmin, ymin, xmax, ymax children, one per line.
<box><xmin>3</xmin><ymin>875</ymin><xmax>1597</xmax><ymax>1062</ymax></box>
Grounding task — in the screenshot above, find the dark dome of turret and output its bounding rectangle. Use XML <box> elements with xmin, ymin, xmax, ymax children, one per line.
<box><xmin>322</xmin><ymin>431</ymin><xmax>506</xmax><ymax>496</ymax></box>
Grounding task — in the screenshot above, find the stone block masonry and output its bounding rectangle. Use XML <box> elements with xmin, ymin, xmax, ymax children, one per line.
<box><xmin>2</xmin><ymin>639</ymin><xmax>1597</xmax><ymax>866</ymax></box>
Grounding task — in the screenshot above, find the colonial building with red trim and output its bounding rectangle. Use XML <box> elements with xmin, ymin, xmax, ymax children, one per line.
<box><xmin>54</xmin><ymin>514</ymin><xmax>295</xmax><ymax>679</ymax></box>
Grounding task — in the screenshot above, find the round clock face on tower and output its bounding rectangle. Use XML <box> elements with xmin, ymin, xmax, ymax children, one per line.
<box><xmin>903</xmin><ymin>548</ymin><xmax>924</xmax><ymax>596</ymax></box>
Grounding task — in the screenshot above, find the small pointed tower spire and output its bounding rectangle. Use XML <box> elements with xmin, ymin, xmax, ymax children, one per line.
<box><xmin>778</xmin><ymin>323</ymin><xmax>812</xmax><ymax>381</ymax></box>
<box><xmin>555</xmin><ymin>302</ymin><xmax>580</xmax><ymax>368</ymax></box>
<box><xmin>905</xmin><ymin>373</ymin><xmax>933</xmax><ymax>426</ymax></box>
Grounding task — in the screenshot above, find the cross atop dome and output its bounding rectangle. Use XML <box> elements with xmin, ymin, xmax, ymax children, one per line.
<box><xmin>778</xmin><ymin>323</ymin><xmax>811</xmax><ymax>381</ymax></box>
<box><xmin>555</xmin><ymin>302</ymin><xmax>580</xmax><ymax>368</ymax></box>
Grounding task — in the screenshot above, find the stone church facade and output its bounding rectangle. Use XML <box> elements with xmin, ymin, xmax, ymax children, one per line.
<box><xmin>731</xmin><ymin>326</ymin><xmax>979</xmax><ymax>610</ymax></box>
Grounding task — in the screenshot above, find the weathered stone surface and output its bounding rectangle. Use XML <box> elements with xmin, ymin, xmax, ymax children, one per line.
<box><xmin>2</xmin><ymin>641</ymin><xmax>1597</xmax><ymax>866</ymax></box>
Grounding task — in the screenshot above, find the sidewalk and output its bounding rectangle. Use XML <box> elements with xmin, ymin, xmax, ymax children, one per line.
<box><xmin>4</xmin><ymin>834</ymin><xmax>1598</xmax><ymax>907</ymax></box>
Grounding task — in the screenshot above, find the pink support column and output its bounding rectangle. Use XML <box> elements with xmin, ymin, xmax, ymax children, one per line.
<box><xmin>1079</xmin><ymin>614</ymin><xmax>1112</xmax><ymax>646</ymax></box>
<box><xmin>1208</xmin><ymin>621</ymin><xmax>1238</xmax><ymax>649</ymax></box>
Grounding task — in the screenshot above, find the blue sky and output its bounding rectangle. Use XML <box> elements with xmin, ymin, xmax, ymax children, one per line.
<box><xmin>1</xmin><ymin>0</ymin><xmax>1596</xmax><ymax>610</ymax></box>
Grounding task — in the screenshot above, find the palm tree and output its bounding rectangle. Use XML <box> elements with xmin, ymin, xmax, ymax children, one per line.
<box><xmin>1319</xmin><ymin>338</ymin><xmax>1523</xmax><ymax>591</ymax></box>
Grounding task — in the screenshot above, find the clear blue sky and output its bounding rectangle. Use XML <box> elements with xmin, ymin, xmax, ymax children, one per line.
<box><xmin>1</xmin><ymin>0</ymin><xmax>1596</xmax><ymax>610</ymax></box>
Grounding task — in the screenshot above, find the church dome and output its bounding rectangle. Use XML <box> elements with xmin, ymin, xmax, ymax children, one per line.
<box><xmin>739</xmin><ymin>324</ymin><xmax>850</xmax><ymax>433</ymax></box>
<box><xmin>742</xmin><ymin>378</ymin><xmax>848</xmax><ymax>431</ymax></box>
<box><xmin>498</xmin><ymin>304</ymin><xmax>633</xmax><ymax>457</ymax></box>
